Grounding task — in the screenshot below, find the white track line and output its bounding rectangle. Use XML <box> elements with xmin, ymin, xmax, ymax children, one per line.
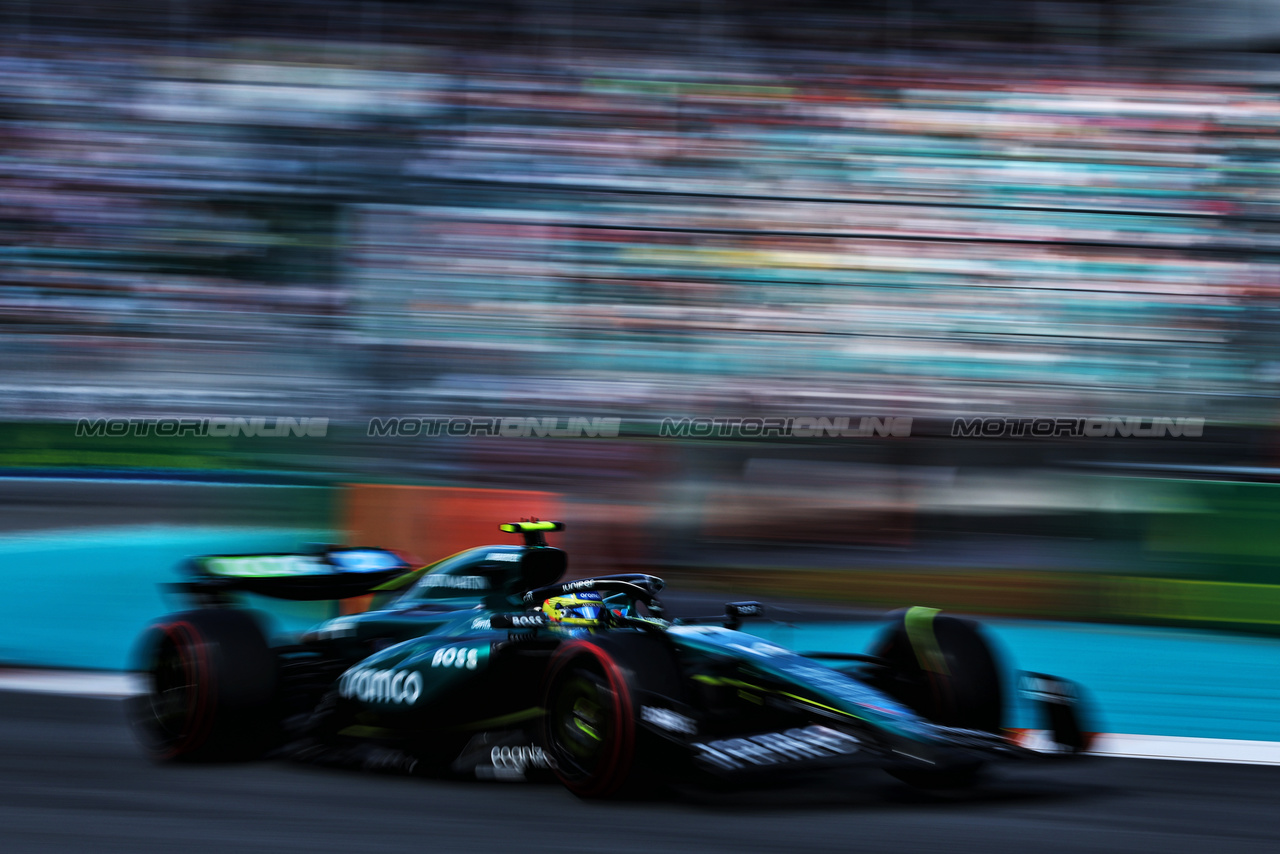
<box><xmin>1012</xmin><ymin>729</ymin><xmax>1280</xmax><ymax>766</ymax></box>
<box><xmin>3</xmin><ymin>672</ymin><xmax>1280</xmax><ymax>766</ymax></box>
<box><xmin>0</xmin><ymin>669</ymin><xmax>142</xmax><ymax>698</ymax></box>
<box><xmin>1089</xmin><ymin>733</ymin><xmax>1280</xmax><ymax>766</ymax></box>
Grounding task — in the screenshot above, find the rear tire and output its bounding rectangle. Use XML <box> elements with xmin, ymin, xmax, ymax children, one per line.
<box><xmin>871</xmin><ymin>609</ymin><xmax>1003</xmax><ymax>788</ymax></box>
<box><xmin>130</xmin><ymin>609</ymin><xmax>279</xmax><ymax>761</ymax></box>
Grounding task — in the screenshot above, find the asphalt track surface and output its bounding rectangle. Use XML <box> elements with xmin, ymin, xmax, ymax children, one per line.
<box><xmin>3</xmin><ymin>692</ymin><xmax>1280</xmax><ymax>854</ymax></box>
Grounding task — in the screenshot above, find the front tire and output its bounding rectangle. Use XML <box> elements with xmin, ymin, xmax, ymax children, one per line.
<box><xmin>871</xmin><ymin>608</ymin><xmax>1004</xmax><ymax>788</ymax></box>
<box><xmin>541</xmin><ymin>640</ymin><xmax>638</xmax><ymax>798</ymax></box>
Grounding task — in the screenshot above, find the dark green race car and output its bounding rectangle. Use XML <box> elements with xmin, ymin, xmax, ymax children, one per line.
<box><xmin>131</xmin><ymin>521</ymin><xmax>1090</xmax><ymax>798</ymax></box>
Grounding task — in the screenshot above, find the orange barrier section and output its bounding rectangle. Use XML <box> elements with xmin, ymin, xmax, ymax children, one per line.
<box><xmin>343</xmin><ymin>484</ymin><xmax>563</xmax><ymax>565</ymax></box>
<box><xmin>341</xmin><ymin>484</ymin><xmax>562</xmax><ymax>613</ymax></box>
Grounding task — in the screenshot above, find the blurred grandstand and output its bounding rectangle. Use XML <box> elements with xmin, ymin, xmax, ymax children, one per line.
<box><xmin>4</xmin><ymin>1</ymin><xmax>1280</xmax><ymax>614</ymax></box>
<box><xmin>5</xmin><ymin>0</ymin><xmax>1280</xmax><ymax>422</ymax></box>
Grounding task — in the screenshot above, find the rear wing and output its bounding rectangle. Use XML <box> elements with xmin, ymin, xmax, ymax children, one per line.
<box><xmin>169</xmin><ymin>547</ymin><xmax>415</xmax><ymax>604</ymax></box>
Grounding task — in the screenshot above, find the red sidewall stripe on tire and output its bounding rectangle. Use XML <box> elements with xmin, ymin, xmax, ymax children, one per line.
<box><xmin>546</xmin><ymin>640</ymin><xmax>635</xmax><ymax>798</ymax></box>
<box><xmin>157</xmin><ymin>620</ymin><xmax>216</xmax><ymax>759</ymax></box>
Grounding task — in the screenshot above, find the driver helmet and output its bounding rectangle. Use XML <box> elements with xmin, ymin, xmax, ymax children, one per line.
<box><xmin>542</xmin><ymin>591</ymin><xmax>605</xmax><ymax>627</ymax></box>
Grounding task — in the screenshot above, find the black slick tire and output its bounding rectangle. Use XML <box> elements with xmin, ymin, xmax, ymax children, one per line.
<box><xmin>871</xmin><ymin>609</ymin><xmax>1004</xmax><ymax>788</ymax></box>
<box><xmin>130</xmin><ymin>609</ymin><xmax>279</xmax><ymax>761</ymax></box>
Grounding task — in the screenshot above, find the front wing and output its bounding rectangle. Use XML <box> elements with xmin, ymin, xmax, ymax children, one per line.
<box><xmin>636</xmin><ymin>671</ymin><xmax>1090</xmax><ymax>780</ymax></box>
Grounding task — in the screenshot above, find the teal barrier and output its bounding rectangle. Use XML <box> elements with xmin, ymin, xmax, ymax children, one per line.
<box><xmin>0</xmin><ymin>525</ymin><xmax>336</xmax><ymax>670</ymax></box>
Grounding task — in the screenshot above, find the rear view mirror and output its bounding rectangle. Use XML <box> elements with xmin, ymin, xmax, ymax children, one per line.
<box><xmin>724</xmin><ymin>601</ymin><xmax>764</xmax><ymax>630</ymax></box>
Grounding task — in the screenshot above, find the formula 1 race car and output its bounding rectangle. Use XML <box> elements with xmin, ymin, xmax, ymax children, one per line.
<box><xmin>130</xmin><ymin>521</ymin><xmax>1090</xmax><ymax>797</ymax></box>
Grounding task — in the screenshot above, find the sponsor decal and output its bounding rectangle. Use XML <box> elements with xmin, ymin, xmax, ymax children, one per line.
<box><xmin>470</xmin><ymin>618</ymin><xmax>492</xmax><ymax>631</ymax></box>
<box><xmin>207</xmin><ymin>552</ymin><xmax>402</xmax><ymax>579</ymax></box>
<box><xmin>204</xmin><ymin>555</ymin><xmax>326</xmax><ymax>578</ymax></box>
<box><xmin>339</xmin><ymin>667</ymin><xmax>423</xmax><ymax>705</ymax></box>
<box><xmin>484</xmin><ymin>552</ymin><xmax>521</xmax><ymax>562</ymax></box>
<box><xmin>417</xmin><ymin>575</ymin><xmax>489</xmax><ymax>590</ymax></box>
<box><xmin>641</xmin><ymin>706</ymin><xmax>697</xmax><ymax>735</ymax></box>
<box><xmin>490</xmin><ymin>613</ymin><xmax>548</xmax><ymax>629</ymax></box>
<box><xmin>431</xmin><ymin>646</ymin><xmax>480</xmax><ymax>670</ymax></box>
<box><xmin>691</xmin><ymin>725</ymin><xmax>860</xmax><ymax>771</ymax></box>
<box><xmin>489</xmin><ymin>745</ymin><xmax>553</xmax><ymax>774</ymax></box>
<box><xmin>524</xmin><ymin>578</ymin><xmax>596</xmax><ymax>603</ymax></box>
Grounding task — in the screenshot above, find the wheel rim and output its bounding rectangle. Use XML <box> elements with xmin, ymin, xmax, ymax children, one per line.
<box><xmin>549</xmin><ymin>667</ymin><xmax>617</xmax><ymax>779</ymax></box>
<box><xmin>543</xmin><ymin>642</ymin><xmax>637</xmax><ymax>797</ymax></box>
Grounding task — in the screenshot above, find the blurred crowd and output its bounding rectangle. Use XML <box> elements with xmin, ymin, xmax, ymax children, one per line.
<box><xmin>4</xmin><ymin>1</ymin><xmax>1280</xmax><ymax>424</ymax></box>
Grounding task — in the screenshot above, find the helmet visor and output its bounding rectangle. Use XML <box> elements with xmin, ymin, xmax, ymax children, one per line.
<box><xmin>563</xmin><ymin>603</ymin><xmax>602</xmax><ymax>622</ymax></box>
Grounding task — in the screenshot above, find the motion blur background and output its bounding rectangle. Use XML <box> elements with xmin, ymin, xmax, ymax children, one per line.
<box><xmin>5</xmin><ymin>0</ymin><xmax>1280</xmax><ymax>659</ymax></box>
